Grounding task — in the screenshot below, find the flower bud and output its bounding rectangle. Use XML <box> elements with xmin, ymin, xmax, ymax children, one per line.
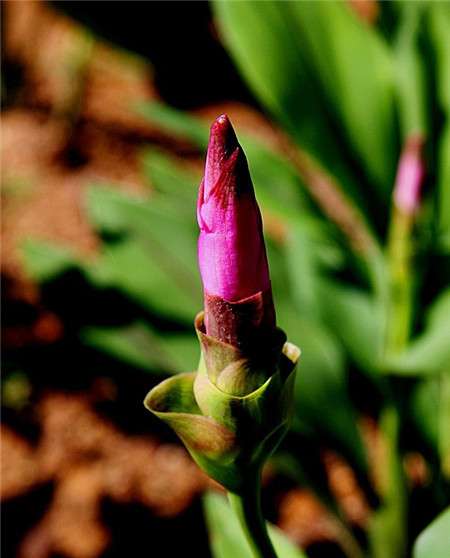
<box><xmin>144</xmin><ymin>116</ymin><xmax>300</xmax><ymax>495</ymax></box>
<box><xmin>393</xmin><ymin>135</ymin><xmax>425</xmax><ymax>215</ymax></box>
<box><xmin>197</xmin><ymin>115</ymin><xmax>275</xmax><ymax>347</ymax></box>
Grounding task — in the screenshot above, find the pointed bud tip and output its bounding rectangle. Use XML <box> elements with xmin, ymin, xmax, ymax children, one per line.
<box><xmin>213</xmin><ymin>114</ymin><xmax>230</xmax><ymax>128</ymax></box>
<box><xmin>199</xmin><ymin>115</ymin><xmax>271</xmax><ymax>307</ymax></box>
<box><xmin>208</xmin><ymin>114</ymin><xmax>239</xmax><ymax>156</ymax></box>
<box><xmin>210</xmin><ymin>114</ymin><xmax>231</xmax><ymax>138</ymax></box>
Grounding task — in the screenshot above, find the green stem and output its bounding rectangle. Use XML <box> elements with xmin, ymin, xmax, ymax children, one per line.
<box><xmin>386</xmin><ymin>209</ymin><xmax>413</xmax><ymax>357</ymax></box>
<box><xmin>369</xmin><ymin>405</ymin><xmax>407</xmax><ymax>558</ymax></box>
<box><xmin>369</xmin><ymin>206</ymin><xmax>414</xmax><ymax>558</ymax></box>
<box><xmin>228</xmin><ymin>471</ymin><xmax>278</xmax><ymax>558</ymax></box>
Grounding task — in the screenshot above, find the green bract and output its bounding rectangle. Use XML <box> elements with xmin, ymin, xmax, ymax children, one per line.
<box><xmin>144</xmin><ymin>312</ymin><xmax>300</xmax><ymax>493</ymax></box>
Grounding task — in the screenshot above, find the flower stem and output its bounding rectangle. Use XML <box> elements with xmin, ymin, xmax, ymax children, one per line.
<box><xmin>228</xmin><ymin>471</ymin><xmax>278</xmax><ymax>558</ymax></box>
<box><xmin>386</xmin><ymin>208</ymin><xmax>414</xmax><ymax>356</ymax></box>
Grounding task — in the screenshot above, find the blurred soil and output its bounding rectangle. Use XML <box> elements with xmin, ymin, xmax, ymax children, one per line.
<box><xmin>2</xmin><ymin>2</ymin><xmax>380</xmax><ymax>558</ymax></box>
<box><xmin>2</xmin><ymin>391</ymin><xmax>209</xmax><ymax>558</ymax></box>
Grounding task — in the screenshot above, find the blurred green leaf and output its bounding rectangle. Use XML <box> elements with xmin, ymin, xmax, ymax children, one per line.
<box><xmin>387</xmin><ymin>289</ymin><xmax>450</xmax><ymax>376</ymax></box>
<box><xmin>82</xmin><ymin>322</ymin><xmax>198</xmax><ymax>373</ymax></box>
<box><xmin>82</xmin><ymin>322</ymin><xmax>168</xmax><ymax>372</ymax></box>
<box><xmin>428</xmin><ymin>4</ymin><xmax>450</xmax><ymax>115</ymax></box>
<box><xmin>284</xmin><ymin>224</ymin><xmax>322</xmax><ymax>321</ymax></box>
<box><xmin>410</xmin><ymin>376</ymin><xmax>440</xmax><ymax>452</ymax></box>
<box><xmin>287</xmin><ymin>1</ymin><xmax>396</xmax><ymax>193</ymax></box>
<box><xmin>137</xmin><ymin>101</ymin><xmax>208</xmax><ymax>148</ymax></box>
<box><xmin>85</xmin><ymin>238</ymin><xmax>200</xmax><ymax>322</ymax></box>
<box><xmin>203</xmin><ymin>492</ymin><xmax>307</xmax><ymax>558</ymax></box>
<box><xmin>413</xmin><ymin>507</ymin><xmax>450</xmax><ymax>558</ymax></box>
<box><xmin>278</xmin><ymin>303</ymin><xmax>368</xmax><ymax>478</ymax></box>
<box><xmin>386</xmin><ymin>328</ymin><xmax>450</xmax><ymax>377</ymax></box>
<box><xmin>141</xmin><ymin>149</ymin><xmax>199</xmax><ymax>198</ymax></box>
<box><xmin>437</xmin><ymin>124</ymin><xmax>450</xmax><ymax>251</ymax></box>
<box><xmin>84</xmin><ymin>185</ymin><xmax>201</xmax><ymax>321</ymax></box>
<box><xmin>21</xmin><ymin>239</ymin><xmax>78</xmax><ymax>282</ymax></box>
<box><xmin>213</xmin><ymin>1</ymin><xmax>364</xmax><ymax>206</ymax></box>
<box><xmin>284</xmin><ymin>221</ymin><xmax>344</xmax><ymax>321</ymax></box>
<box><xmin>427</xmin><ymin>289</ymin><xmax>450</xmax><ymax>328</ymax></box>
<box><xmin>428</xmin><ymin>4</ymin><xmax>450</xmax><ymax>247</ymax></box>
<box><xmin>412</xmin><ymin>372</ymin><xmax>450</xmax><ymax>475</ymax></box>
<box><xmin>317</xmin><ymin>282</ymin><xmax>384</xmax><ymax>377</ymax></box>
<box><xmin>394</xmin><ymin>3</ymin><xmax>427</xmax><ymax>136</ymax></box>
<box><xmin>243</xmin><ymin>142</ymin><xmax>311</xmax><ymax>223</ymax></box>
<box><xmin>86</xmin><ymin>184</ymin><xmax>197</xmax><ymax>243</ymax></box>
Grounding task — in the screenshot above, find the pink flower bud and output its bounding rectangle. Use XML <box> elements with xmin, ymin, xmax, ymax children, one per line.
<box><xmin>393</xmin><ymin>135</ymin><xmax>425</xmax><ymax>215</ymax></box>
<box><xmin>197</xmin><ymin>115</ymin><xmax>274</xmax><ymax>345</ymax></box>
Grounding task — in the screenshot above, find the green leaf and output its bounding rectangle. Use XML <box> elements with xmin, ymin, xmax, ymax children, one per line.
<box><xmin>387</xmin><ymin>289</ymin><xmax>450</xmax><ymax>376</ymax></box>
<box><xmin>387</xmin><ymin>329</ymin><xmax>450</xmax><ymax>377</ymax></box>
<box><xmin>428</xmin><ymin>4</ymin><xmax>450</xmax><ymax>247</ymax></box>
<box><xmin>436</xmin><ymin>123</ymin><xmax>450</xmax><ymax>250</ymax></box>
<box><xmin>411</xmin><ymin>371</ymin><xmax>450</xmax><ymax>476</ymax></box>
<box><xmin>141</xmin><ymin>149</ymin><xmax>199</xmax><ymax>198</ymax></box>
<box><xmin>286</xmin><ymin>1</ymin><xmax>396</xmax><ymax>193</ymax></box>
<box><xmin>85</xmin><ymin>238</ymin><xmax>200</xmax><ymax>322</ymax></box>
<box><xmin>81</xmin><ymin>322</ymin><xmax>198</xmax><ymax>373</ymax></box>
<box><xmin>203</xmin><ymin>492</ymin><xmax>307</xmax><ymax>558</ymax></box>
<box><xmin>428</xmin><ymin>4</ymin><xmax>450</xmax><ymax>115</ymax></box>
<box><xmin>317</xmin><ymin>282</ymin><xmax>384</xmax><ymax>377</ymax></box>
<box><xmin>21</xmin><ymin>239</ymin><xmax>78</xmax><ymax>282</ymax></box>
<box><xmin>213</xmin><ymin>1</ymin><xmax>363</xmax><ymax>205</ymax></box>
<box><xmin>410</xmin><ymin>377</ymin><xmax>440</xmax><ymax>452</ymax></box>
<box><xmin>242</xmin><ymin>142</ymin><xmax>311</xmax><ymax>223</ymax></box>
<box><xmin>427</xmin><ymin>289</ymin><xmax>450</xmax><ymax>328</ymax></box>
<box><xmin>84</xmin><ymin>185</ymin><xmax>201</xmax><ymax>321</ymax></box>
<box><xmin>394</xmin><ymin>3</ymin><xmax>427</xmax><ymax>136</ymax></box>
<box><xmin>413</xmin><ymin>507</ymin><xmax>450</xmax><ymax>558</ymax></box>
<box><xmin>86</xmin><ymin>184</ymin><xmax>198</xmax><ymax>245</ymax></box>
<box><xmin>278</xmin><ymin>304</ymin><xmax>368</xmax><ymax>478</ymax></box>
<box><xmin>284</xmin><ymin>221</ymin><xmax>344</xmax><ymax>321</ymax></box>
<box><xmin>136</xmin><ymin>101</ymin><xmax>209</xmax><ymax>149</ymax></box>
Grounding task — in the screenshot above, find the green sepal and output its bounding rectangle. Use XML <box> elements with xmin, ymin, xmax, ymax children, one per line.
<box><xmin>144</xmin><ymin>316</ymin><xmax>300</xmax><ymax>493</ymax></box>
<box><xmin>195</xmin><ymin>312</ymin><xmax>287</xmax><ymax>396</ymax></box>
<box><xmin>144</xmin><ymin>372</ymin><xmax>241</xmax><ymax>489</ymax></box>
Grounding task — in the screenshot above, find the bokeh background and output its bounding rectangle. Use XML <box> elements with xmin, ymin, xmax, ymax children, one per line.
<box><xmin>2</xmin><ymin>2</ymin><xmax>449</xmax><ymax>558</ymax></box>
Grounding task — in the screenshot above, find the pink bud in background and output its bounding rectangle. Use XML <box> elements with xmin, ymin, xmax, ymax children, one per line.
<box><xmin>393</xmin><ymin>135</ymin><xmax>425</xmax><ymax>215</ymax></box>
<box><xmin>197</xmin><ymin>115</ymin><xmax>274</xmax><ymax>345</ymax></box>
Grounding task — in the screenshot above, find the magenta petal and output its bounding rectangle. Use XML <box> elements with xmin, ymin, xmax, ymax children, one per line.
<box><xmin>197</xmin><ymin>115</ymin><xmax>270</xmax><ymax>303</ymax></box>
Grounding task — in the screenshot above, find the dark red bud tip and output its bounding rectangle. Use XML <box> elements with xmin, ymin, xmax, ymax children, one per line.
<box><xmin>204</xmin><ymin>114</ymin><xmax>240</xmax><ymax>194</ymax></box>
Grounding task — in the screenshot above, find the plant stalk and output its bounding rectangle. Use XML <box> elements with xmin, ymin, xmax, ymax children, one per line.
<box><xmin>228</xmin><ymin>471</ymin><xmax>278</xmax><ymax>558</ymax></box>
<box><xmin>386</xmin><ymin>208</ymin><xmax>414</xmax><ymax>356</ymax></box>
<box><xmin>369</xmin><ymin>203</ymin><xmax>416</xmax><ymax>558</ymax></box>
